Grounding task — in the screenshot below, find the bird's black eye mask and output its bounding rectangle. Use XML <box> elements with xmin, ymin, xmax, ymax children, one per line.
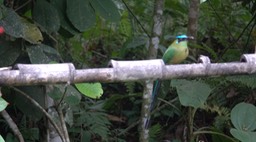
<box><xmin>177</xmin><ymin>38</ymin><xmax>187</xmax><ymax>43</ymax></box>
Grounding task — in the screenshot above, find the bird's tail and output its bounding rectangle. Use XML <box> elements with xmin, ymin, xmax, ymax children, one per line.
<box><xmin>144</xmin><ymin>80</ymin><xmax>162</xmax><ymax>129</ymax></box>
<box><xmin>151</xmin><ymin>80</ymin><xmax>162</xmax><ymax>111</ymax></box>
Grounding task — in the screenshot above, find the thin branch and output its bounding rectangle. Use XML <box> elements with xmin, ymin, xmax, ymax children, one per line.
<box><xmin>10</xmin><ymin>87</ymin><xmax>65</xmax><ymax>142</ymax></box>
<box><xmin>208</xmin><ymin>0</ymin><xmax>236</xmax><ymax>42</ymax></box>
<box><xmin>57</xmin><ymin>107</ymin><xmax>70</xmax><ymax>142</ymax></box>
<box><xmin>14</xmin><ymin>0</ymin><xmax>32</xmax><ymax>12</ymax></box>
<box><xmin>121</xmin><ymin>0</ymin><xmax>150</xmax><ymax>38</ymax></box>
<box><xmin>118</xmin><ymin>97</ymin><xmax>178</xmax><ymax>136</ymax></box>
<box><xmin>0</xmin><ymin>88</ymin><xmax>24</xmax><ymax>141</ymax></box>
<box><xmin>243</xmin><ymin>20</ymin><xmax>256</xmax><ymax>52</ymax></box>
<box><xmin>1</xmin><ymin>110</ymin><xmax>24</xmax><ymax>142</ymax></box>
<box><xmin>209</xmin><ymin>0</ymin><xmax>256</xmax><ymax>61</ymax></box>
<box><xmin>193</xmin><ymin>130</ymin><xmax>237</xmax><ymax>142</ymax></box>
<box><xmin>56</xmin><ymin>85</ymin><xmax>68</xmax><ymax>108</ymax></box>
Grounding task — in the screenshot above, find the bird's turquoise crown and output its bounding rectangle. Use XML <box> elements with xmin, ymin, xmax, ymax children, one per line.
<box><xmin>175</xmin><ymin>34</ymin><xmax>193</xmax><ymax>43</ymax></box>
<box><xmin>176</xmin><ymin>34</ymin><xmax>188</xmax><ymax>39</ymax></box>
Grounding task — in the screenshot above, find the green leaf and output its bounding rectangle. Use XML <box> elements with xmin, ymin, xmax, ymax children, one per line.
<box><xmin>13</xmin><ymin>86</ymin><xmax>44</xmax><ymax>120</ymax></box>
<box><xmin>64</xmin><ymin>85</ymin><xmax>81</xmax><ymax>105</ymax></box>
<box><xmin>81</xmin><ymin>130</ymin><xmax>91</xmax><ymax>141</ymax></box>
<box><xmin>68</xmin><ymin>36</ymin><xmax>84</xmax><ymax>62</ymax></box>
<box><xmin>190</xmin><ymin>42</ymin><xmax>218</xmax><ymax>60</ymax></box>
<box><xmin>119</xmin><ymin>11</ymin><xmax>132</xmax><ymax>38</ymax></box>
<box><xmin>231</xmin><ymin>103</ymin><xmax>256</xmax><ymax>131</ymax></box>
<box><xmin>65</xmin><ymin>108</ymin><xmax>74</xmax><ymax>126</ymax></box>
<box><xmin>0</xmin><ymin>40</ymin><xmax>21</xmax><ymax>67</ymax></box>
<box><xmin>212</xmin><ymin>128</ymin><xmax>234</xmax><ymax>142</ymax></box>
<box><xmin>26</xmin><ymin>44</ymin><xmax>60</xmax><ymax>64</ymax></box>
<box><xmin>230</xmin><ymin>128</ymin><xmax>256</xmax><ymax>142</ymax></box>
<box><xmin>50</xmin><ymin>0</ymin><xmax>79</xmax><ymax>35</ymax></box>
<box><xmin>33</xmin><ymin>0</ymin><xmax>60</xmax><ymax>33</ymax></box>
<box><xmin>89</xmin><ymin>0</ymin><xmax>120</xmax><ymax>22</ymax></box>
<box><xmin>0</xmin><ymin>97</ymin><xmax>8</xmax><ymax>111</ymax></box>
<box><xmin>20</xmin><ymin>17</ymin><xmax>43</xmax><ymax>44</ymax></box>
<box><xmin>66</xmin><ymin>0</ymin><xmax>95</xmax><ymax>32</ymax></box>
<box><xmin>47</xmin><ymin>85</ymin><xmax>63</xmax><ymax>100</ymax></box>
<box><xmin>47</xmin><ymin>85</ymin><xmax>81</xmax><ymax>105</ymax></box>
<box><xmin>0</xmin><ymin>7</ymin><xmax>43</xmax><ymax>44</ymax></box>
<box><xmin>149</xmin><ymin>123</ymin><xmax>162</xmax><ymax>139</ymax></box>
<box><xmin>0</xmin><ymin>7</ymin><xmax>24</xmax><ymax>38</ymax></box>
<box><xmin>5</xmin><ymin>133</ymin><xmax>18</xmax><ymax>142</ymax></box>
<box><xmin>226</xmin><ymin>75</ymin><xmax>256</xmax><ymax>89</ymax></box>
<box><xmin>0</xmin><ymin>135</ymin><xmax>4</xmax><ymax>142</ymax></box>
<box><xmin>222</xmin><ymin>49</ymin><xmax>241</xmax><ymax>61</ymax></box>
<box><xmin>75</xmin><ymin>83</ymin><xmax>103</xmax><ymax>99</ymax></box>
<box><xmin>21</xmin><ymin>128</ymin><xmax>39</xmax><ymax>141</ymax></box>
<box><xmin>171</xmin><ymin>79</ymin><xmax>212</xmax><ymax>108</ymax></box>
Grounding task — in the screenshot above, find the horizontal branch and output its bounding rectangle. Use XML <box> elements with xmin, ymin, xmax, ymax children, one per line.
<box><xmin>0</xmin><ymin>54</ymin><xmax>256</xmax><ymax>86</ymax></box>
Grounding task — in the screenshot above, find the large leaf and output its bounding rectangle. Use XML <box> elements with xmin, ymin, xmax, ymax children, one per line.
<box><xmin>47</xmin><ymin>85</ymin><xmax>81</xmax><ymax>105</ymax></box>
<box><xmin>33</xmin><ymin>0</ymin><xmax>60</xmax><ymax>33</ymax></box>
<box><xmin>65</xmin><ymin>108</ymin><xmax>74</xmax><ymax>126</ymax></box>
<box><xmin>12</xmin><ymin>86</ymin><xmax>45</xmax><ymax>120</ymax></box>
<box><xmin>47</xmin><ymin>85</ymin><xmax>63</xmax><ymax>100</ymax></box>
<box><xmin>75</xmin><ymin>83</ymin><xmax>103</xmax><ymax>99</ymax></box>
<box><xmin>0</xmin><ymin>7</ymin><xmax>24</xmax><ymax>38</ymax></box>
<box><xmin>26</xmin><ymin>44</ymin><xmax>60</xmax><ymax>64</ymax></box>
<box><xmin>50</xmin><ymin>0</ymin><xmax>79</xmax><ymax>35</ymax></box>
<box><xmin>5</xmin><ymin>133</ymin><xmax>18</xmax><ymax>142</ymax></box>
<box><xmin>0</xmin><ymin>97</ymin><xmax>8</xmax><ymax>111</ymax></box>
<box><xmin>20</xmin><ymin>17</ymin><xmax>43</xmax><ymax>44</ymax></box>
<box><xmin>81</xmin><ymin>130</ymin><xmax>91</xmax><ymax>141</ymax></box>
<box><xmin>89</xmin><ymin>0</ymin><xmax>120</xmax><ymax>22</ymax></box>
<box><xmin>171</xmin><ymin>79</ymin><xmax>212</xmax><ymax>108</ymax></box>
<box><xmin>66</xmin><ymin>0</ymin><xmax>95</xmax><ymax>31</ymax></box>
<box><xmin>0</xmin><ymin>135</ymin><xmax>4</xmax><ymax>142</ymax></box>
<box><xmin>230</xmin><ymin>128</ymin><xmax>256</xmax><ymax>142</ymax></box>
<box><xmin>211</xmin><ymin>128</ymin><xmax>234</xmax><ymax>142</ymax></box>
<box><xmin>231</xmin><ymin>103</ymin><xmax>256</xmax><ymax>131</ymax></box>
<box><xmin>64</xmin><ymin>85</ymin><xmax>81</xmax><ymax>105</ymax></box>
<box><xmin>0</xmin><ymin>7</ymin><xmax>43</xmax><ymax>44</ymax></box>
<box><xmin>0</xmin><ymin>40</ymin><xmax>21</xmax><ymax>67</ymax></box>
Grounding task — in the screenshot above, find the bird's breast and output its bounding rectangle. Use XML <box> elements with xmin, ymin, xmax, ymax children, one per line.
<box><xmin>169</xmin><ymin>47</ymin><xmax>189</xmax><ymax>64</ymax></box>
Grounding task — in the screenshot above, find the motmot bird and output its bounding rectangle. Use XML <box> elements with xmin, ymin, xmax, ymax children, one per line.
<box><xmin>145</xmin><ymin>34</ymin><xmax>194</xmax><ymax>128</ymax></box>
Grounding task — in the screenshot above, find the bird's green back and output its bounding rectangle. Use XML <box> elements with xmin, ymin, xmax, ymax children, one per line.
<box><xmin>162</xmin><ymin>39</ymin><xmax>189</xmax><ymax>64</ymax></box>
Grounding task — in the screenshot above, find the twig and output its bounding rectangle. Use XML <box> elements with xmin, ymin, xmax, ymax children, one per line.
<box><xmin>121</xmin><ymin>0</ymin><xmax>150</xmax><ymax>38</ymax></box>
<box><xmin>10</xmin><ymin>86</ymin><xmax>65</xmax><ymax>142</ymax></box>
<box><xmin>0</xmin><ymin>87</ymin><xmax>24</xmax><ymax>141</ymax></box>
<box><xmin>118</xmin><ymin>97</ymin><xmax>178</xmax><ymax>136</ymax></box>
<box><xmin>57</xmin><ymin>107</ymin><xmax>70</xmax><ymax>142</ymax></box>
<box><xmin>14</xmin><ymin>0</ymin><xmax>32</xmax><ymax>12</ymax></box>
<box><xmin>56</xmin><ymin>84</ymin><xmax>68</xmax><ymax>108</ymax></box>
<box><xmin>1</xmin><ymin>110</ymin><xmax>24</xmax><ymax>142</ymax></box>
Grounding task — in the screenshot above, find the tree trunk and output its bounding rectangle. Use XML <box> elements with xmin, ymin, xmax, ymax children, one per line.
<box><xmin>187</xmin><ymin>0</ymin><xmax>200</xmax><ymax>40</ymax></box>
<box><xmin>140</xmin><ymin>0</ymin><xmax>165</xmax><ymax>141</ymax></box>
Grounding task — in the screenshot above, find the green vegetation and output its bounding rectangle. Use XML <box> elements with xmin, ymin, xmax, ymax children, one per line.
<box><xmin>0</xmin><ymin>0</ymin><xmax>256</xmax><ymax>141</ymax></box>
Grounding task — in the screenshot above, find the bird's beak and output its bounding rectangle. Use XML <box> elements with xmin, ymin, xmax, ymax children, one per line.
<box><xmin>187</xmin><ymin>36</ymin><xmax>194</xmax><ymax>40</ymax></box>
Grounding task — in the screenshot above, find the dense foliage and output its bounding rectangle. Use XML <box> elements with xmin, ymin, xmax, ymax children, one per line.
<box><xmin>1</xmin><ymin>0</ymin><xmax>256</xmax><ymax>141</ymax></box>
